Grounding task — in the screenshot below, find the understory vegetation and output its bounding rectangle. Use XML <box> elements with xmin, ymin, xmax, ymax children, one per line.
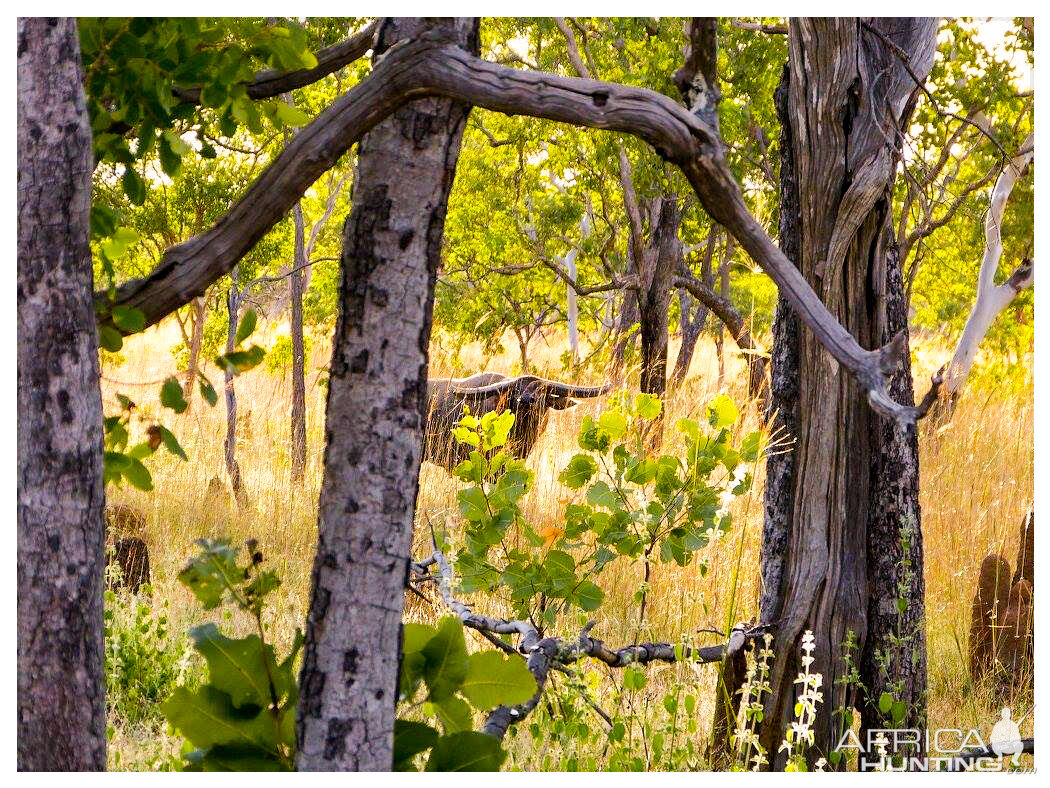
<box><xmin>100</xmin><ymin>323</ymin><xmax>1033</xmax><ymax>770</ymax></box>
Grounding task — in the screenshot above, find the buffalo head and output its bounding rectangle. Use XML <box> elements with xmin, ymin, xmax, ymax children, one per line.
<box><xmin>424</xmin><ymin>373</ymin><xmax>611</xmax><ymax>472</ymax></box>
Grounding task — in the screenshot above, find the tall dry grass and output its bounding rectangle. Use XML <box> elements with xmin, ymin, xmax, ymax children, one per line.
<box><xmin>101</xmin><ymin>316</ymin><xmax>1032</xmax><ymax>769</ymax></box>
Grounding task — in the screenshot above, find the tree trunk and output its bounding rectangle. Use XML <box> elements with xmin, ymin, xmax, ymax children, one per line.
<box><xmin>296</xmin><ymin>17</ymin><xmax>478</xmax><ymax>771</ymax></box>
<box><xmin>670</xmin><ymin>229</ymin><xmax>718</xmax><ymax>389</ymax></box>
<box><xmin>17</xmin><ymin>16</ymin><xmax>106</xmax><ymax>771</ymax></box>
<box><xmin>758</xmin><ymin>19</ymin><xmax>936</xmax><ymax>769</ymax></box>
<box><xmin>182</xmin><ymin>296</ymin><xmax>205</xmax><ymax>409</ymax></box>
<box><xmin>715</xmin><ymin>256</ymin><xmax>728</xmax><ymax>388</ymax></box>
<box><xmin>610</xmin><ymin>246</ymin><xmax>639</xmax><ymax>381</ymax></box>
<box><xmin>224</xmin><ymin>269</ymin><xmax>247</xmax><ymax>509</ymax></box>
<box><xmin>290</xmin><ymin>202</ymin><xmax>307</xmax><ymax>482</ymax></box>
<box><xmin>637</xmin><ymin>196</ymin><xmax>682</xmax><ymax>404</ymax></box>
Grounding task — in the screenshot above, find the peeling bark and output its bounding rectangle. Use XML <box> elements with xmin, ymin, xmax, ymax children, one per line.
<box><xmin>17</xmin><ymin>16</ymin><xmax>106</xmax><ymax>771</ymax></box>
<box><xmin>758</xmin><ymin>19</ymin><xmax>936</xmax><ymax>768</ymax></box>
<box><xmin>296</xmin><ymin>17</ymin><xmax>478</xmax><ymax>771</ymax></box>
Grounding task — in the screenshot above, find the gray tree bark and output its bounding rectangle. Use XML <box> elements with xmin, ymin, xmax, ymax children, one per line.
<box><xmin>758</xmin><ymin>18</ymin><xmax>936</xmax><ymax>768</ymax></box>
<box><xmin>182</xmin><ymin>296</ymin><xmax>205</xmax><ymax>409</ymax></box>
<box><xmin>296</xmin><ymin>17</ymin><xmax>479</xmax><ymax>771</ymax></box>
<box><xmin>224</xmin><ymin>268</ymin><xmax>247</xmax><ymax>509</ymax></box>
<box><xmin>290</xmin><ymin>201</ymin><xmax>307</xmax><ymax>482</ymax></box>
<box><xmin>17</xmin><ymin>16</ymin><xmax>106</xmax><ymax>771</ymax></box>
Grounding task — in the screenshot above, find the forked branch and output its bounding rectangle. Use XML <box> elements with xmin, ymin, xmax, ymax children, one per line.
<box><xmin>96</xmin><ymin>29</ymin><xmax>921</xmax><ymax>422</ymax></box>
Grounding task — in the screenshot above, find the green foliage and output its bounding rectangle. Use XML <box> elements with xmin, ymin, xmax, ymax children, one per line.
<box><xmin>104</xmin><ymin>584</ymin><xmax>194</xmax><ymax>725</ymax></box>
<box><xmin>396</xmin><ymin>616</ymin><xmax>536</xmax><ymax>771</ymax></box>
<box><xmin>448</xmin><ymin>392</ymin><xmax>759</xmax><ymax>631</ymax></box>
<box><xmin>164</xmin><ymin>539</ymin><xmax>301</xmax><ymax>771</ymax></box>
<box><xmin>103</xmin><ymin>392</ymin><xmax>188</xmax><ymax>491</ymax></box>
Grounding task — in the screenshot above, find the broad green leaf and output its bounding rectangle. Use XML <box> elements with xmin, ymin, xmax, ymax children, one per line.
<box><xmin>162</xmin><ymin>685</ymin><xmax>281</xmax><ymax>755</ymax></box>
<box><xmin>878</xmin><ymin>692</ymin><xmax>893</xmax><ymax>715</ymax></box>
<box><xmin>586</xmin><ymin>480</ymin><xmax>620</xmax><ymax>510</ymax></box>
<box><xmin>597</xmin><ymin>410</ymin><xmax>627</xmax><ymax>440</ymax></box>
<box><xmin>158</xmin><ymin>425</ymin><xmax>188</xmax><ymax>460</ymax></box>
<box><xmin>634</xmin><ymin>393</ymin><xmax>662</xmax><ymax>420</ymax></box>
<box><xmin>421</xmin><ymin>617</ymin><xmax>469</xmax><ymax>702</ymax></box>
<box><xmin>457</xmin><ymin>487</ymin><xmax>488</xmax><ymax>522</ymax></box>
<box><xmin>432</xmin><ymin>694</ymin><xmax>473</xmax><ymax>733</ymax></box>
<box><xmin>394</xmin><ymin>720</ymin><xmax>439</xmax><ymax>770</ymax></box>
<box><xmin>123</xmin><ymin>457</ymin><xmax>153</xmax><ymax>491</ymax></box>
<box><xmin>740</xmin><ymin>430</ymin><xmax>763</xmax><ymax>462</ymax></box>
<box><xmin>559</xmin><ymin>454</ymin><xmax>598</xmax><ymax>489</ymax></box>
<box><xmin>99</xmin><ymin>325</ymin><xmax>124</xmax><ymax>353</ymax></box>
<box><xmin>424</xmin><ymin>732</ymin><xmax>506</xmax><ymax>772</ymax></box>
<box><xmin>177</xmin><ymin>539</ymin><xmax>240</xmax><ymax>609</ymax></box>
<box><xmin>160</xmin><ymin>376</ymin><xmax>189</xmax><ymax>414</ymax></box>
<box><xmin>574</xmin><ymin>580</ymin><xmax>605</xmax><ymax>612</ymax></box>
<box><xmin>274</xmin><ymin>101</ymin><xmax>311</xmax><ymax>127</ymax></box>
<box><xmin>706</xmin><ymin>394</ymin><xmax>739</xmax><ymax>428</ymax></box>
<box><xmin>189</xmin><ymin>623</ymin><xmax>280</xmax><ymax>709</ymax></box>
<box><xmin>121</xmin><ymin>166</ymin><xmax>146</xmax><ymax>205</ymax></box>
<box><xmin>111</xmin><ymin>304</ymin><xmax>145</xmax><ymax>333</ymax></box>
<box><xmin>235</xmin><ymin>309</ymin><xmax>258</xmax><ymax>344</ymax></box>
<box><xmin>196</xmin><ymin>744</ymin><xmax>288</xmax><ymax>772</ymax></box>
<box><xmin>459</xmin><ymin>651</ymin><xmax>537</xmax><ymax>710</ymax></box>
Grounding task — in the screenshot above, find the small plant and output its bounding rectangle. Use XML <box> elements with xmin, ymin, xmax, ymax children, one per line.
<box><xmin>395</xmin><ymin>616</ymin><xmax>537</xmax><ymax>771</ymax></box>
<box><xmin>162</xmin><ymin>538</ymin><xmax>301</xmax><ymax>771</ymax></box>
<box><xmin>732</xmin><ymin>633</ymin><xmax>774</xmax><ymax>771</ymax></box>
<box><xmin>104</xmin><ymin>577</ymin><xmax>192</xmax><ymax>725</ymax></box>
<box><xmin>780</xmin><ymin>630</ymin><xmax>824</xmax><ymax>771</ymax></box>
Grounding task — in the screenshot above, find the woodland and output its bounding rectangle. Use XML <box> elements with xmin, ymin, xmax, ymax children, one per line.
<box><xmin>16</xmin><ymin>16</ymin><xmax>1034</xmax><ymax>772</ymax></box>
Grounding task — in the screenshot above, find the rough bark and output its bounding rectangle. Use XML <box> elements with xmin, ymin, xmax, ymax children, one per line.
<box><xmin>296</xmin><ymin>17</ymin><xmax>478</xmax><ymax>771</ymax></box>
<box><xmin>758</xmin><ymin>19</ymin><xmax>936</xmax><ymax>768</ymax></box>
<box><xmin>182</xmin><ymin>296</ymin><xmax>205</xmax><ymax>409</ymax></box>
<box><xmin>670</xmin><ymin>228</ymin><xmax>717</xmax><ymax>388</ymax></box>
<box><xmin>637</xmin><ymin>196</ymin><xmax>682</xmax><ymax>402</ymax></box>
<box><xmin>223</xmin><ymin>269</ymin><xmax>247</xmax><ymax>508</ymax></box>
<box><xmin>290</xmin><ymin>201</ymin><xmax>307</xmax><ymax>482</ymax></box>
<box><xmin>17</xmin><ymin>16</ymin><xmax>106</xmax><ymax>771</ymax></box>
<box><xmin>95</xmin><ymin>29</ymin><xmax>920</xmax><ymax>420</ymax></box>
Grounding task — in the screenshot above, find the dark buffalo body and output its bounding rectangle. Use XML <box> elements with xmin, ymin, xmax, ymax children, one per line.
<box><xmin>424</xmin><ymin>373</ymin><xmax>610</xmax><ymax>472</ymax></box>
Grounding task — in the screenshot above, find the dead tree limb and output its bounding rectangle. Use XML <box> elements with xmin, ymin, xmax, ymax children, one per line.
<box><xmin>416</xmin><ymin>545</ymin><xmax>763</xmax><ymax>741</ymax></box>
<box><xmin>940</xmin><ymin>133</ymin><xmax>1034</xmax><ymax>403</ymax></box>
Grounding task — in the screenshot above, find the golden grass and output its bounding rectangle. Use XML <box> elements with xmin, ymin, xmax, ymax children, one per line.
<box><xmin>101</xmin><ymin>316</ymin><xmax>1033</xmax><ymax>770</ymax></box>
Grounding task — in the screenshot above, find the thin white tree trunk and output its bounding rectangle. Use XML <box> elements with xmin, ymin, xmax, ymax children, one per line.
<box><xmin>943</xmin><ymin>133</ymin><xmax>1034</xmax><ymax>397</ymax></box>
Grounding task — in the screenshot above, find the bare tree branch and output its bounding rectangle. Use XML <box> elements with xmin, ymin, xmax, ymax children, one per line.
<box><xmin>96</xmin><ymin>31</ymin><xmax>920</xmax><ymax>421</ymax></box>
<box><xmin>942</xmin><ymin>133</ymin><xmax>1034</xmax><ymax>399</ymax></box>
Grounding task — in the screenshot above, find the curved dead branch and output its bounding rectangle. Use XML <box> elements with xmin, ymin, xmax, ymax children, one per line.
<box><xmin>96</xmin><ymin>29</ymin><xmax>919</xmax><ymax>422</ymax></box>
<box><xmin>413</xmin><ymin>544</ymin><xmax>765</xmax><ymax>741</ymax></box>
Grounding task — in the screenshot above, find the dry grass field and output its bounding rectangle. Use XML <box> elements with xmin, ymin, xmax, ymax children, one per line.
<box><xmin>100</xmin><ymin>316</ymin><xmax>1033</xmax><ymax>770</ymax></box>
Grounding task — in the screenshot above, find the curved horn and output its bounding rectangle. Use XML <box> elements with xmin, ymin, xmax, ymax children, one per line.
<box><xmin>446</xmin><ymin>375</ymin><xmax>611</xmax><ymax>398</ymax></box>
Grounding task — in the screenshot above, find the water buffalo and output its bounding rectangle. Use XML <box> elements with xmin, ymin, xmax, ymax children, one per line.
<box><xmin>424</xmin><ymin>373</ymin><xmax>611</xmax><ymax>472</ymax></box>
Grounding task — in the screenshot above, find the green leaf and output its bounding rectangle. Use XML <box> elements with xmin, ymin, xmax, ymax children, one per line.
<box><xmin>196</xmin><ymin>744</ymin><xmax>288</xmax><ymax>771</ymax></box>
<box><xmin>274</xmin><ymin>101</ymin><xmax>311</xmax><ymax>127</ymax></box>
<box><xmin>235</xmin><ymin>309</ymin><xmax>258</xmax><ymax>344</ymax></box>
<box><xmin>161</xmin><ymin>376</ymin><xmax>189</xmax><ymax>414</ymax></box>
<box><xmin>177</xmin><ymin>539</ymin><xmax>240</xmax><ymax>609</ymax></box>
<box><xmin>574</xmin><ymin>581</ymin><xmax>604</xmax><ymax>612</ymax></box>
<box><xmin>459</xmin><ymin>651</ymin><xmax>537</xmax><ymax>710</ymax></box>
<box><xmin>157</xmin><ymin>425</ymin><xmax>188</xmax><ymax>460</ymax></box>
<box><xmin>457</xmin><ymin>487</ymin><xmax>488</xmax><ymax>522</ymax></box>
<box><xmin>739</xmin><ymin>430</ymin><xmax>762</xmax><ymax>462</ymax></box>
<box><xmin>123</xmin><ymin>457</ymin><xmax>153</xmax><ymax>491</ymax></box>
<box><xmin>706</xmin><ymin>394</ymin><xmax>739</xmax><ymax>428</ymax></box>
<box><xmin>878</xmin><ymin>692</ymin><xmax>893</xmax><ymax>715</ymax></box>
<box><xmin>199</xmin><ymin>375</ymin><xmax>219</xmax><ymax>407</ymax></box>
<box><xmin>189</xmin><ymin>624</ymin><xmax>282</xmax><ymax>709</ymax></box>
<box><xmin>597</xmin><ymin>410</ymin><xmax>627</xmax><ymax>440</ymax></box>
<box><xmin>425</xmin><ymin>732</ymin><xmax>506</xmax><ymax>772</ymax></box>
<box><xmin>891</xmin><ymin>701</ymin><xmax>907</xmax><ymax>724</ymax></box>
<box><xmin>162</xmin><ymin>129</ymin><xmax>192</xmax><ymax>156</ymax></box>
<box><xmin>403</xmin><ymin>623</ymin><xmax>438</xmax><ymax>655</ymax></box>
<box><xmin>421</xmin><ymin>617</ymin><xmax>469</xmax><ymax>702</ymax></box>
<box><xmin>111</xmin><ymin>304</ymin><xmax>145</xmax><ymax>333</ymax></box>
<box><xmin>121</xmin><ymin>166</ymin><xmax>146</xmax><ymax>205</ymax></box>
<box><xmin>99</xmin><ymin>325</ymin><xmax>124</xmax><ymax>353</ymax></box>
<box><xmin>634</xmin><ymin>393</ymin><xmax>662</xmax><ymax>420</ymax></box>
<box><xmin>214</xmin><ymin>345</ymin><xmax>266</xmax><ymax>376</ymax></box>
<box><xmin>432</xmin><ymin>694</ymin><xmax>473</xmax><ymax>734</ymax></box>
<box><xmin>162</xmin><ymin>685</ymin><xmax>281</xmax><ymax>756</ymax></box>
<box><xmin>157</xmin><ymin>134</ymin><xmax>182</xmax><ymax>176</ymax></box>
<box><xmin>559</xmin><ymin>454</ymin><xmax>598</xmax><ymax>489</ymax></box>
<box><xmin>394</xmin><ymin>720</ymin><xmax>439</xmax><ymax>770</ymax></box>
<box><xmin>586</xmin><ymin>480</ymin><xmax>620</xmax><ymax>510</ymax></box>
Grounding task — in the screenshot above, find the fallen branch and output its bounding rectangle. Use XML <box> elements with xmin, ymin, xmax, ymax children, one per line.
<box><xmin>414</xmin><ymin>544</ymin><xmax>765</xmax><ymax>740</ymax></box>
